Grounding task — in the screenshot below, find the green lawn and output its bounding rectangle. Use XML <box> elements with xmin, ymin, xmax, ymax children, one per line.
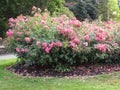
<box><xmin>0</xmin><ymin>59</ymin><xmax>120</xmax><ymax>90</ymax></box>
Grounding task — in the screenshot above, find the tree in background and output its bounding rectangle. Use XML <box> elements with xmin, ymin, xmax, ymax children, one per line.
<box><xmin>96</xmin><ymin>0</ymin><xmax>109</xmax><ymax>21</ymax></box>
<box><xmin>107</xmin><ymin>0</ymin><xmax>120</xmax><ymax>20</ymax></box>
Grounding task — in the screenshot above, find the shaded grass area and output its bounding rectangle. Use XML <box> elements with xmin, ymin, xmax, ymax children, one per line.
<box><xmin>0</xmin><ymin>59</ymin><xmax>120</xmax><ymax>90</ymax></box>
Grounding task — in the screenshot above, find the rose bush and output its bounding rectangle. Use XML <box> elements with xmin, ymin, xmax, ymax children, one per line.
<box><xmin>6</xmin><ymin>6</ymin><xmax>120</xmax><ymax>71</ymax></box>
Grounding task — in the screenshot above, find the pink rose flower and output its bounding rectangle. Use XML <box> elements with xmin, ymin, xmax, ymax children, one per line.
<box><xmin>32</xmin><ymin>37</ymin><xmax>36</xmax><ymax>40</ymax></box>
<box><xmin>40</xmin><ymin>20</ymin><xmax>46</xmax><ymax>25</ymax></box>
<box><xmin>69</xmin><ymin>41</ymin><xmax>78</xmax><ymax>51</ymax></box>
<box><xmin>44</xmin><ymin>25</ymin><xmax>49</xmax><ymax>29</ymax></box>
<box><xmin>113</xmin><ymin>43</ymin><xmax>119</xmax><ymax>47</ymax></box>
<box><xmin>8</xmin><ymin>18</ymin><xmax>14</xmax><ymax>23</ymax></box>
<box><xmin>69</xmin><ymin>41</ymin><xmax>76</xmax><ymax>48</ymax></box>
<box><xmin>84</xmin><ymin>35</ymin><xmax>90</xmax><ymax>41</ymax></box>
<box><xmin>69</xmin><ymin>20</ymin><xmax>75</xmax><ymax>25</ymax></box>
<box><xmin>51</xmin><ymin>18</ymin><xmax>57</xmax><ymax>22</ymax></box>
<box><xmin>32</xmin><ymin>6</ymin><xmax>36</xmax><ymax>11</ymax></box>
<box><xmin>24</xmin><ymin>37</ymin><xmax>30</xmax><ymax>43</ymax></box>
<box><xmin>95</xmin><ymin>33</ymin><xmax>106</xmax><ymax>42</ymax></box>
<box><xmin>106</xmin><ymin>26</ymin><xmax>112</xmax><ymax>29</ymax></box>
<box><xmin>17</xmin><ymin>32</ymin><xmax>22</xmax><ymax>36</ymax></box>
<box><xmin>63</xmin><ymin>28</ymin><xmax>68</xmax><ymax>34</ymax></box>
<box><xmin>21</xmin><ymin>48</ymin><xmax>28</xmax><ymax>52</ymax></box>
<box><xmin>73</xmin><ymin>38</ymin><xmax>80</xmax><ymax>44</ymax></box>
<box><xmin>36</xmin><ymin>41</ymin><xmax>40</xmax><ymax>45</ymax></box>
<box><xmin>24</xmin><ymin>48</ymin><xmax>28</xmax><ymax>52</ymax></box>
<box><xmin>16</xmin><ymin>48</ymin><xmax>21</xmax><ymax>53</ymax></box>
<box><xmin>83</xmin><ymin>42</ymin><xmax>88</xmax><ymax>46</ymax></box>
<box><xmin>95</xmin><ymin>44</ymin><xmax>108</xmax><ymax>52</ymax></box>
<box><xmin>8</xmin><ymin>23</ymin><xmax>14</xmax><ymax>28</ymax></box>
<box><xmin>34</xmin><ymin>21</ymin><xmax>38</xmax><ymax>25</ymax></box>
<box><xmin>0</xmin><ymin>37</ymin><xmax>2</xmax><ymax>41</ymax></box>
<box><xmin>45</xmin><ymin>47</ymin><xmax>51</xmax><ymax>53</ymax></box>
<box><xmin>54</xmin><ymin>42</ymin><xmax>63</xmax><ymax>47</ymax></box>
<box><xmin>49</xmin><ymin>42</ymin><xmax>54</xmax><ymax>49</ymax></box>
<box><xmin>99</xmin><ymin>28</ymin><xmax>104</xmax><ymax>33</ymax></box>
<box><xmin>74</xmin><ymin>20</ymin><xmax>81</xmax><ymax>28</ymax></box>
<box><xmin>41</xmin><ymin>43</ymin><xmax>47</xmax><ymax>49</ymax></box>
<box><xmin>6</xmin><ymin>29</ymin><xmax>13</xmax><ymax>38</ymax></box>
<box><xmin>94</xmin><ymin>26</ymin><xmax>99</xmax><ymax>31</ymax></box>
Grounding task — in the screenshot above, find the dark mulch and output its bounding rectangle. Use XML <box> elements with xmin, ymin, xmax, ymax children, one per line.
<box><xmin>6</xmin><ymin>63</ymin><xmax>120</xmax><ymax>78</ymax></box>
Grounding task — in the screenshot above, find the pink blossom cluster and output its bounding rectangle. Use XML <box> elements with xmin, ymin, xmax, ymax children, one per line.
<box><xmin>24</xmin><ymin>37</ymin><xmax>31</xmax><ymax>43</ymax></box>
<box><xmin>17</xmin><ymin>32</ymin><xmax>22</xmax><ymax>36</ymax></box>
<box><xmin>55</xmin><ymin>16</ymin><xmax>82</xmax><ymax>51</ymax></box>
<box><xmin>0</xmin><ymin>37</ymin><xmax>2</xmax><ymax>41</ymax></box>
<box><xmin>56</xmin><ymin>16</ymin><xmax>81</xmax><ymax>35</ymax></box>
<box><xmin>6</xmin><ymin>29</ymin><xmax>14</xmax><ymax>38</ymax></box>
<box><xmin>16</xmin><ymin>15</ymin><xmax>29</xmax><ymax>22</ymax></box>
<box><xmin>83</xmin><ymin>42</ymin><xmax>88</xmax><ymax>46</ymax></box>
<box><xmin>69</xmin><ymin>17</ymin><xmax>81</xmax><ymax>28</ymax></box>
<box><xmin>113</xmin><ymin>43</ymin><xmax>119</xmax><ymax>47</ymax></box>
<box><xmin>16</xmin><ymin>48</ymin><xmax>28</xmax><ymax>53</ymax></box>
<box><xmin>6</xmin><ymin>8</ymin><xmax>120</xmax><ymax>56</ymax></box>
<box><xmin>95</xmin><ymin>44</ymin><xmax>109</xmax><ymax>52</ymax></box>
<box><xmin>40</xmin><ymin>42</ymin><xmax>63</xmax><ymax>53</ymax></box>
<box><xmin>8</xmin><ymin>18</ymin><xmax>15</xmax><ymax>28</ymax></box>
<box><xmin>84</xmin><ymin>35</ymin><xmax>90</xmax><ymax>41</ymax></box>
<box><xmin>40</xmin><ymin>20</ymin><xmax>49</xmax><ymax>29</ymax></box>
<box><xmin>32</xmin><ymin>6</ymin><xmax>37</xmax><ymax>11</ymax></box>
<box><xmin>95</xmin><ymin>28</ymin><xmax>109</xmax><ymax>42</ymax></box>
<box><xmin>57</xmin><ymin>26</ymin><xmax>74</xmax><ymax>36</ymax></box>
<box><xmin>69</xmin><ymin>41</ymin><xmax>78</xmax><ymax>51</ymax></box>
<box><xmin>8</xmin><ymin>15</ymin><xmax>29</xmax><ymax>29</ymax></box>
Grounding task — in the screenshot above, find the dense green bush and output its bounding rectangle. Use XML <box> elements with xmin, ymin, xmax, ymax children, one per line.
<box><xmin>0</xmin><ymin>0</ymin><xmax>65</xmax><ymax>38</ymax></box>
<box><xmin>70</xmin><ymin>1</ymin><xmax>87</xmax><ymax>21</ymax></box>
<box><xmin>70</xmin><ymin>0</ymin><xmax>98</xmax><ymax>21</ymax></box>
<box><xmin>68</xmin><ymin>0</ymin><xmax>120</xmax><ymax>21</ymax></box>
<box><xmin>6</xmin><ymin>7</ymin><xmax>120</xmax><ymax>71</ymax></box>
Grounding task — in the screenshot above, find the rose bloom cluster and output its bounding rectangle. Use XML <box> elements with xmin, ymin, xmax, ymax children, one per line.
<box><xmin>6</xmin><ymin>6</ymin><xmax>120</xmax><ymax>66</ymax></box>
<box><xmin>6</xmin><ymin>10</ymin><xmax>120</xmax><ymax>53</ymax></box>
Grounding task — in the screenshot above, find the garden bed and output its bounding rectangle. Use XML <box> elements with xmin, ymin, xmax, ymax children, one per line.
<box><xmin>6</xmin><ymin>63</ymin><xmax>120</xmax><ymax>78</ymax></box>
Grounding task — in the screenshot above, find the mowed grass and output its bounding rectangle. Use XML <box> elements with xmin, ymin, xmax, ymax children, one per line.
<box><xmin>0</xmin><ymin>59</ymin><xmax>120</xmax><ymax>90</ymax></box>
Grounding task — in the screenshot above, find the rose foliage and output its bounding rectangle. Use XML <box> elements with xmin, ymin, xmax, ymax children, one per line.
<box><xmin>6</xmin><ymin>7</ymin><xmax>120</xmax><ymax>71</ymax></box>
